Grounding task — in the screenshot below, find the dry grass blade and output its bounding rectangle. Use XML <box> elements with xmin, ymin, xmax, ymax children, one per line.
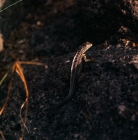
<box><xmin>0</xmin><ymin>61</ymin><xmax>29</xmax><ymax>135</ymax></box>
<box><xmin>0</xmin><ymin>60</ymin><xmax>47</xmax><ymax>138</ymax></box>
<box><xmin>20</xmin><ymin>61</ymin><xmax>45</xmax><ymax>65</ymax></box>
<box><xmin>0</xmin><ymin>0</ymin><xmax>22</xmax><ymax>13</ymax></box>
<box><xmin>14</xmin><ymin>61</ymin><xmax>29</xmax><ymax>134</ymax></box>
<box><xmin>0</xmin><ymin>64</ymin><xmax>15</xmax><ymax>115</ymax></box>
<box><xmin>0</xmin><ymin>65</ymin><xmax>12</xmax><ymax>86</ymax></box>
<box><xmin>0</xmin><ymin>130</ymin><xmax>6</xmax><ymax>140</ymax></box>
<box><xmin>20</xmin><ymin>61</ymin><xmax>48</xmax><ymax>69</ymax></box>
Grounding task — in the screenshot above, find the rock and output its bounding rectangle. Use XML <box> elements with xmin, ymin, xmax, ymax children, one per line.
<box><xmin>81</xmin><ymin>0</ymin><xmax>138</xmax><ymax>44</ymax></box>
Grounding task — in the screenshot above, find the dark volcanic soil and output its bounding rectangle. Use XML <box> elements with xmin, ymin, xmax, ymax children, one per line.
<box><xmin>0</xmin><ymin>0</ymin><xmax>138</xmax><ymax>140</ymax></box>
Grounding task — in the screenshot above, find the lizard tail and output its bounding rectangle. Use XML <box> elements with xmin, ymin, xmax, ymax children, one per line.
<box><xmin>53</xmin><ymin>95</ymin><xmax>72</xmax><ymax>110</ymax></box>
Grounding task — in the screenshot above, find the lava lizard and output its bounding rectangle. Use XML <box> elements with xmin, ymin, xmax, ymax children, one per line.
<box><xmin>52</xmin><ymin>41</ymin><xmax>93</xmax><ymax>109</ymax></box>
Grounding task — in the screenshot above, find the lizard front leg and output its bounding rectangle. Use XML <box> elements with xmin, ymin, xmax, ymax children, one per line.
<box><xmin>82</xmin><ymin>54</ymin><xmax>95</xmax><ymax>62</ymax></box>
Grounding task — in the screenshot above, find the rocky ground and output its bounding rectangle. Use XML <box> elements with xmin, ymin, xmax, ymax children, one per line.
<box><xmin>0</xmin><ymin>0</ymin><xmax>138</xmax><ymax>140</ymax></box>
